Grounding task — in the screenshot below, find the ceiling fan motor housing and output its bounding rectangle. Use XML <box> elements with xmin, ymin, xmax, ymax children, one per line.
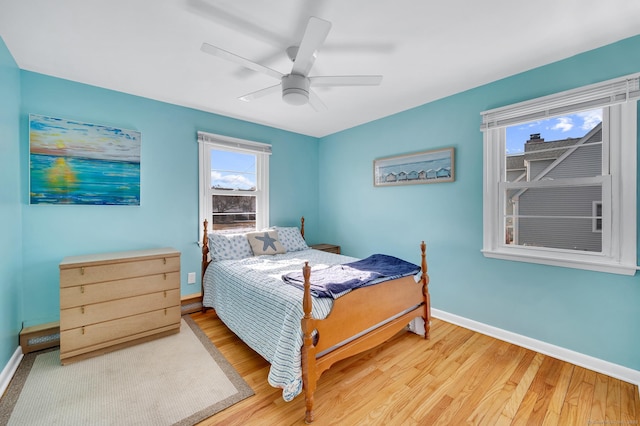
<box><xmin>282</xmin><ymin>74</ymin><xmax>310</xmax><ymax>105</ymax></box>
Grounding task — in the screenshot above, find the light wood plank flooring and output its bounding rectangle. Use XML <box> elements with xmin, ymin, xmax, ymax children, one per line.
<box><xmin>190</xmin><ymin>311</ymin><xmax>640</xmax><ymax>425</ymax></box>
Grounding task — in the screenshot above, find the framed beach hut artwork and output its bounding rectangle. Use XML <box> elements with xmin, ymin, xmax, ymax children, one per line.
<box><xmin>374</xmin><ymin>147</ymin><xmax>455</xmax><ymax>187</ymax></box>
<box><xmin>29</xmin><ymin>115</ymin><xmax>141</xmax><ymax>205</ymax></box>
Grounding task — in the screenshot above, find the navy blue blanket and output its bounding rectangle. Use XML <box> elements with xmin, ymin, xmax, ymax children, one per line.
<box><xmin>281</xmin><ymin>253</ymin><xmax>421</xmax><ymax>299</ymax></box>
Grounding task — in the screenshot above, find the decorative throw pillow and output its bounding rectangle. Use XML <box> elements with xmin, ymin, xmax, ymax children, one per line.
<box><xmin>208</xmin><ymin>233</ymin><xmax>253</xmax><ymax>261</ymax></box>
<box><xmin>273</xmin><ymin>226</ymin><xmax>308</xmax><ymax>252</ymax></box>
<box><xmin>246</xmin><ymin>230</ymin><xmax>286</xmax><ymax>256</ymax></box>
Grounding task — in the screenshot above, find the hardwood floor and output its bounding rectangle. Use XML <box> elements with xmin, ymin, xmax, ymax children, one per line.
<box><xmin>191</xmin><ymin>311</ymin><xmax>640</xmax><ymax>425</ymax></box>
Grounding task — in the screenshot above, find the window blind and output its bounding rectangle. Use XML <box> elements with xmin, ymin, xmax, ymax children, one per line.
<box><xmin>481</xmin><ymin>73</ymin><xmax>640</xmax><ymax>131</ymax></box>
<box><xmin>197</xmin><ymin>131</ymin><xmax>272</xmax><ymax>155</ymax></box>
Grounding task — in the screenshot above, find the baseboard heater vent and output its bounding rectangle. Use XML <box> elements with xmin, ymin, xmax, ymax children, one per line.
<box><xmin>20</xmin><ymin>322</ymin><xmax>60</xmax><ymax>354</ymax></box>
<box><xmin>181</xmin><ymin>294</ymin><xmax>203</xmax><ymax>315</ymax></box>
<box><xmin>181</xmin><ymin>301</ymin><xmax>203</xmax><ymax>315</ymax></box>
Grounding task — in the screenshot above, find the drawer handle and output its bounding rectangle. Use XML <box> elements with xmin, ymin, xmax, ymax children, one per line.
<box><xmin>81</xmin><ymin>306</ymin><xmax>85</xmax><ymax>314</ymax></box>
<box><xmin>82</xmin><ymin>327</ymin><xmax>85</xmax><ymax>335</ymax></box>
<box><xmin>163</xmin><ymin>257</ymin><xmax>167</xmax><ymax>265</ymax></box>
<box><xmin>80</xmin><ymin>285</ymin><xmax>85</xmax><ymax>294</ymax></box>
<box><xmin>164</xmin><ymin>290</ymin><xmax>167</xmax><ymax>298</ymax></box>
<box><xmin>164</xmin><ymin>308</ymin><xmax>167</xmax><ymax>315</ymax></box>
<box><xmin>80</xmin><ymin>267</ymin><xmax>85</xmax><ymax>275</ymax></box>
<box><xmin>164</xmin><ymin>273</ymin><xmax>167</xmax><ymax>280</ymax></box>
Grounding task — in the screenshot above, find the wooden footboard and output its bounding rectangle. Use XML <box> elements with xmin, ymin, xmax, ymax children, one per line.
<box><xmin>301</xmin><ymin>242</ymin><xmax>430</xmax><ymax>423</ymax></box>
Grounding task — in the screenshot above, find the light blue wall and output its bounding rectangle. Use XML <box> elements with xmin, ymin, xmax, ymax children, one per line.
<box><xmin>318</xmin><ymin>35</ymin><xmax>640</xmax><ymax>371</ymax></box>
<box><xmin>0</xmin><ymin>37</ymin><xmax>23</xmax><ymax>368</ymax></box>
<box><xmin>19</xmin><ymin>71</ymin><xmax>319</xmax><ymax>326</ymax></box>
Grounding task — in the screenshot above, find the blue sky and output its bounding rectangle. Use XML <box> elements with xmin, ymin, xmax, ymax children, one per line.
<box><xmin>506</xmin><ymin>108</ymin><xmax>602</xmax><ymax>155</ymax></box>
<box><xmin>210</xmin><ymin>149</ymin><xmax>256</xmax><ymax>190</ymax></box>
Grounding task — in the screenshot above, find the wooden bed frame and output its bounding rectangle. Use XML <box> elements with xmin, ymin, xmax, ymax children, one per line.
<box><xmin>201</xmin><ymin>218</ymin><xmax>430</xmax><ymax>423</ymax></box>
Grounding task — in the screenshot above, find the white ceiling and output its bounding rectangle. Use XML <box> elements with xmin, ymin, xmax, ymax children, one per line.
<box><xmin>2</xmin><ymin>0</ymin><xmax>640</xmax><ymax>138</ymax></box>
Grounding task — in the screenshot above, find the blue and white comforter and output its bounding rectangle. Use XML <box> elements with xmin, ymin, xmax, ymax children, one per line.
<box><xmin>202</xmin><ymin>249</ymin><xmax>358</xmax><ymax>401</ymax></box>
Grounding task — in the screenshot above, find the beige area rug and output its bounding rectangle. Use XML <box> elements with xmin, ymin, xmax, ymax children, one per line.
<box><xmin>0</xmin><ymin>316</ymin><xmax>253</xmax><ymax>426</ymax></box>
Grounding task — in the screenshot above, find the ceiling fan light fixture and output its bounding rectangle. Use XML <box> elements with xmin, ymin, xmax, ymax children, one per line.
<box><xmin>282</xmin><ymin>74</ymin><xmax>310</xmax><ymax>106</ymax></box>
<box><xmin>283</xmin><ymin>89</ymin><xmax>308</xmax><ymax>106</ymax></box>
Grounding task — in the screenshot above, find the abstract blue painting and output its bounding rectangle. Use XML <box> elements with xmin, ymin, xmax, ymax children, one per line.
<box><xmin>29</xmin><ymin>115</ymin><xmax>141</xmax><ymax>205</ymax></box>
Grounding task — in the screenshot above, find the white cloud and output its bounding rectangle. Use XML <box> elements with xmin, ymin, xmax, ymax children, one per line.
<box><xmin>576</xmin><ymin>109</ymin><xmax>603</xmax><ymax>131</ymax></box>
<box><xmin>551</xmin><ymin>117</ymin><xmax>574</xmax><ymax>132</ymax></box>
<box><xmin>211</xmin><ymin>171</ymin><xmax>255</xmax><ymax>190</ymax></box>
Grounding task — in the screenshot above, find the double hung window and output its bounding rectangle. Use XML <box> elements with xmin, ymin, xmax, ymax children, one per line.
<box><xmin>198</xmin><ymin>132</ymin><xmax>271</xmax><ymax>234</ymax></box>
<box><xmin>481</xmin><ymin>74</ymin><xmax>639</xmax><ymax>275</ymax></box>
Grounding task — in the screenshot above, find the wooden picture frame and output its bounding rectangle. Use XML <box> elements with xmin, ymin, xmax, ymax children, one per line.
<box><xmin>374</xmin><ymin>147</ymin><xmax>455</xmax><ymax>187</ymax></box>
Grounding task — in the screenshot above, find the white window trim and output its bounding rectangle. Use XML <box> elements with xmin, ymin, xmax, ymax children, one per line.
<box><xmin>197</xmin><ymin>132</ymin><xmax>271</xmax><ymax>234</ymax></box>
<box><xmin>481</xmin><ymin>74</ymin><xmax>638</xmax><ymax>275</ymax></box>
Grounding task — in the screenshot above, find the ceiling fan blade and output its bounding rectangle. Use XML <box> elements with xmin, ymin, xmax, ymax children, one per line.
<box><xmin>238</xmin><ymin>84</ymin><xmax>282</xmax><ymax>102</ymax></box>
<box><xmin>201</xmin><ymin>42</ymin><xmax>283</xmax><ymax>81</ymax></box>
<box><xmin>291</xmin><ymin>17</ymin><xmax>331</xmax><ymax>76</ymax></box>
<box><xmin>308</xmin><ymin>90</ymin><xmax>328</xmax><ymax>112</ymax></box>
<box><xmin>310</xmin><ymin>75</ymin><xmax>383</xmax><ymax>87</ymax></box>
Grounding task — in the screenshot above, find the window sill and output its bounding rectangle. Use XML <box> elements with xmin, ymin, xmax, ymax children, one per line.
<box><xmin>481</xmin><ymin>249</ymin><xmax>637</xmax><ymax>276</ymax></box>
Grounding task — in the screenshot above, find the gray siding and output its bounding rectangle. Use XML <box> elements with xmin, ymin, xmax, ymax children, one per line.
<box><xmin>517</xmin><ymin>186</ymin><xmax>602</xmax><ymax>251</ymax></box>
<box><xmin>528</xmin><ymin>159</ymin><xmax>554</xmax><ymax>178</ymax></box>
<box><xmin>545</xmin><ymin>143</ymin><xmax>601</xmax><ymax>179</ymax></box>
<box><xmin>506</xmin><ymin>169</ymin><xmax>524</xmax><ymax>182</ymax></box>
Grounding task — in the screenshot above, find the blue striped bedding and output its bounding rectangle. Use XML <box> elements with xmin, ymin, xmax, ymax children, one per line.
<box><xmin>202</xmin><ymin>249</ymin><xmax>358</xmax><ymax>401</ymax></box>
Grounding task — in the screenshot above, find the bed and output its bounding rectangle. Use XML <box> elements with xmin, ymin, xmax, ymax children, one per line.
<box><xmin>201</xmin><ymin>218</ymin><xmax>430</xmax><ymax>423</ymax></box>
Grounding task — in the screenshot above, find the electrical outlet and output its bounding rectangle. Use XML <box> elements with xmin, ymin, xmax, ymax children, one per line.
<box><xmin>187</xmin><ymin>272</ymin><xmax>196</xmax><ymax>284</ymax></box>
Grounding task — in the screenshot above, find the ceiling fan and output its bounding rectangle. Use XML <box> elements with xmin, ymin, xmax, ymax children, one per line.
<box><xmin>200</xmin><ymin>16</ymin><xmax>383</xmax><ymax>111</ymax></box>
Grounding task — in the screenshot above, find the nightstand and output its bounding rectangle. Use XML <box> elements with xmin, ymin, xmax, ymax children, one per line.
<box><xmin>310</xmin><ymin>243</ymin><xmax>341</xmax><ymax>254</ymax></box>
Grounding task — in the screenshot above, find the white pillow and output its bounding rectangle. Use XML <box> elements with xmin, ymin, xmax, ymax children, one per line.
<box><xmin>273</xmin><ymin>226</ymin><xmax>308</xmax><ymax>252</ymax></box>
<box><xmin>207</xmin><ymin>233</ymin><xmax>253</xmax><ymax>261</ymax></box>
<box><xmin>246</xmin><ymin>230</ymin><xmax>286</xmax><ymax>256</ymax></box>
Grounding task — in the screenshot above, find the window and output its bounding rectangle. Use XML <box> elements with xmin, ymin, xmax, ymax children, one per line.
<box><xmin>198</xmin><ymin>132</ymin><xmax>271</xmax><ymax>234</ymax></box>
<box><xmin>592</xmin><ymin>201</ymin><xmax>602</xmax><ymax>233</ymax></box>
<box><xmin>481</xmin><ymin>74</ymin><xmax>639</xmax><ymax>275</ymax></box>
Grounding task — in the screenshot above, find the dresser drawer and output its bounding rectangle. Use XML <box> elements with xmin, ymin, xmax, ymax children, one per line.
<box><xmin>60</xmin><ymin>306</ymin><xmax>181</xmax><ymax>354</ymax></box>
<box><xmin>60</xmin><ymin>255</ymin><xmax>180</xmax><ymax>287</ymax></box>
<box><xmin>60</xmin><ymin>272</ymin><xmax>179</xmax><ymax>309</ymax></box>
<box><xmin>60</xmin><ymin>289</ymin><xmax>180</xmax><ymax>331</ymax></box>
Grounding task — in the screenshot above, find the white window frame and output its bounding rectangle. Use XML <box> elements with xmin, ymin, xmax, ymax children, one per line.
<box><xmin>481</xmin><ymin>74</ymin><xmax>639</xmax><ymax>275</ymax></box>
<box><xmin>198</xmin><ymin>131</ymin><xmax>271</xmax><ymax>234</ymax></box>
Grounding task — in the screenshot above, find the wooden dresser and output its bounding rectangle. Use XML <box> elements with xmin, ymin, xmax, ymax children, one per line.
<box><xmin>59</xmin><ymin>248</ymin><xmax>181</xmax><ymax>365</ymax></box>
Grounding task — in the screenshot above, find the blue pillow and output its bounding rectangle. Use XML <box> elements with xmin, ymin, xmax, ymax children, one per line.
<box><xmin>207</xmin><ymin>233</ymin><xmax>253</xmax><ymax>261</ymax></box>
<box><xmin>273</xmin><ymin>226</ymin><xmax>309</xmax><ymax>252</ymax></box>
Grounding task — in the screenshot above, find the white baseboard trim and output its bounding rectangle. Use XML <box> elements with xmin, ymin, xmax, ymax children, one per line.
<box><xmin>0</xmin><ymin>346</ymin><xmax>23</xmax><ymax>397</ymax></box>
<box><xmin>432</xmin><ymin>308</ymin><xmax>640</xmax><ymax>389</ymax></box>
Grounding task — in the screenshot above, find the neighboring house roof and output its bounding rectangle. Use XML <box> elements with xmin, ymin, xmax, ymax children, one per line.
<box><xmin>506</xmin><ymin>155</ymin><xmax>525</xmax><ymax>170</ymax></box>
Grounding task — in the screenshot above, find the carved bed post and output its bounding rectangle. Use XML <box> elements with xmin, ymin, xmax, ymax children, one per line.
<box><xmin>300</xmin><ymin>216</ymin><xmax>305</xmax><ymax>240</ymax></box>
<box><xmin>201</xmin><ymin>219</ymin><xmax>210</xmax><ymax>313</ymax></box>
<box><xmin>301</xmin><ymin>261</ymin><xmax>317</xmax><ymax>424</ymax></box>
<box><xmin>420</xmin><ymin>241</ymin><xmax>431</xmax><ymax>339</ymax></box>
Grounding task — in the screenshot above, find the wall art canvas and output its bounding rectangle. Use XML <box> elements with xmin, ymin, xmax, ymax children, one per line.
<box><xmin>29</xmin><ymin>115</ymin><xmax>141</xmax><ymax>205</ymax></box>
<box><xmin>374</xmin><ymin>147</ymin><xmax>455</xmax><ymax>187</ymax></box>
